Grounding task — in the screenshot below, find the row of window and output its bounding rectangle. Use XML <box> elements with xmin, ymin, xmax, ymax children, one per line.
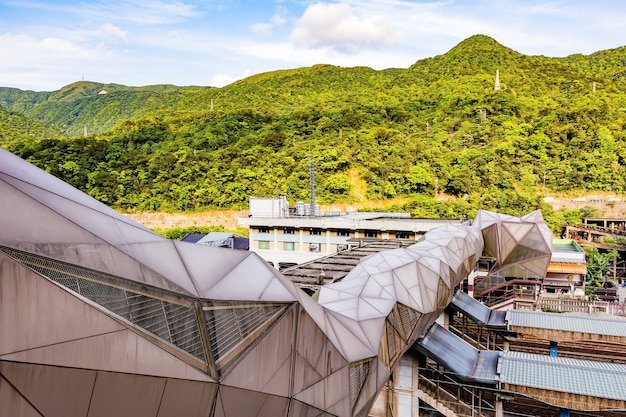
<box><xmin>257</xmin><ymin>242</ymin><xmax>350</xmax><ymax>252</ymax></box>
<box><xmin>257</xmin><ymin>227</ymin><xmax>346</xmax><ymax>236</ymax></box>
<box><xmin>255</xmin><ymin>227</ymin><xmax>410</xmax><ymax>239</ymax></box>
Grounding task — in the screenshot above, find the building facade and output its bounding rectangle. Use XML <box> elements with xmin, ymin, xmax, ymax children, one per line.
<box><xmin>238</xmin><ymin>197</ymin><xmax>463</xmax><ymax>267</ymax></box>
<box><xmin>544</xmin><ymin>238</ymin><xmax>587</xmax><ymax>294</ymax></box>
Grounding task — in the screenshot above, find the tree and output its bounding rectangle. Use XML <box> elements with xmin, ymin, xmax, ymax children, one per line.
<box><xmin>583</xmin><ymin>247</ymin><xmax>619</xmax><ymax>289</ymax></box>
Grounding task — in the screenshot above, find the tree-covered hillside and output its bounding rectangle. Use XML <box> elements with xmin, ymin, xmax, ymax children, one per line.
<box><xmin>0</xmin><ymin>107</ymin><xmax>61</xmax><ymax>142</ymax></box>
<box><xmin>1</xmin><ymin>35</ymin><xmax>626</xmax><ymax>227</ymax></box>
<box><xmin>0</xmin><ymin>82</ymin><xmax>213</xmax><ymax>136</ymax></box>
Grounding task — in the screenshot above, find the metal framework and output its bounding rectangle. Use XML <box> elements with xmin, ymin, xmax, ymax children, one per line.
<box><xmin>0</xmin><ymin>147</ymin><xmax>551</xmax><ymax>417</ymax></box>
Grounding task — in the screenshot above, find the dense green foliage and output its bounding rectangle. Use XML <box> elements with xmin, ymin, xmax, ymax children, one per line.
<box><xmin>0</xmin><ymin>107</ymin><xmax>61</xmax><ymax>142</ymax></box>
<box><xmin>2</xmin><ymin>35</ymin><xmax>626</xmax><ymax>228</ymax></box>
<box><xmin>583</xmin><ymin>247</ymin><xmax>619</xmax><ymax>288</ymax></box>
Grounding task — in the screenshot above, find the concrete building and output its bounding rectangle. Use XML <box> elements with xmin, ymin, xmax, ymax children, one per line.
<box><xmin>238</xmin><ymin>196</ymin><xmax>462</xmax><ymax>268</ymax></box>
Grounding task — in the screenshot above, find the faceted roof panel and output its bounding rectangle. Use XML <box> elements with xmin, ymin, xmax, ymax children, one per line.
<box><xmin>316</xmin><ymin>220</ymin><xmax>486</xmax><ymax>363</ymax></box>
<box><xmin>0</xmin><ymin>147</ymin><xmax>295</xmax><ymax>301</ymax></box>
<box><xmin>204</xmin><ymin>254</ymin><xmax>297</xmax><ymax>301</ymax></box>
<box><xmin>473</xmin><ymin>210</ymin><xmax>552</xmax><ymax>279</ymax></box>
<box><xmin>1</xmin><ymin>148</ymin><xmax>557</xmax><ymax>417</ymax></box>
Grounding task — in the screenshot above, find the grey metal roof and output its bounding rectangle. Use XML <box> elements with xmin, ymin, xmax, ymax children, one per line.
<box><xmin>416</xmin><ymin>323</ymin><xmax>499</xmax><ymax>384</ymax></box>
<box><xmin>180</xmin><ymin>233</ymin><xmax>205</xmax><ymax>243</ymax></box>
<box><xmin>506</xmin><ymin>310</ymin><xmax>626</xmax><ymax>337</ymax></box>
<box><xmin>419</xmin><ymin>323</ymin><xmax>626</xmax><ymax>401</ymax></box>
<box><xmin>450</xmin><ymin>290</ymin><xmax>507</xmax><ymax>327</ymax></box>
<box><xmin>451</xmin><ymin>290</ymin><xmax>491</xmax><ymax>324</ymax></box>
<box><xmin>498</xmin><ymin>351</ymin><xmax>626</xmax><ymax>401</ymax></box>
<box><xmin>239</xmin><ymin>213</ymin><xmax>463</xmax><ymax>232</ymax></box>
<box><xmin>282</xmin><ymin>240</ymin><xmax>415</xmax><ymax>288</ymax></box>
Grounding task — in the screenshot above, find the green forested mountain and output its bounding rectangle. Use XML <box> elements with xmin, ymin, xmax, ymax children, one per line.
<box><xmin>0</xmin><ymin>82</ymin><xmax>213</xmax><ymax>136</ymax></box>
<box><xmin>1</xmin><ymin>35</ymin><xmax>626</xmax><ymax>228</ymax></box>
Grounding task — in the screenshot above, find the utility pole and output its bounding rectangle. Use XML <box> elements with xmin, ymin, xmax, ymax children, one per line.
<box><xmin>309</xmin><ymin>151</ymin><xmax>316</xmax><ymax>216</ymax></box>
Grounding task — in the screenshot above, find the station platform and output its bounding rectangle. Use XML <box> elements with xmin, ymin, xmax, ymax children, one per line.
<box><xmin>409</xmin><ymin>290</ymin><xmax>626</xmax><ymax>416</ymax></box>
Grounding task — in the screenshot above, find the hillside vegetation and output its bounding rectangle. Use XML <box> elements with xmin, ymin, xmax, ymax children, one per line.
<box><xmin>2</xmin><ymin>35</ymin><xmax>626</xmax><ymax>232</ymax></box>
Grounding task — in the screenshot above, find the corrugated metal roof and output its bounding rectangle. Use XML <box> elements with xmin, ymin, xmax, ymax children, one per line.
<box><xmin>498</xmin><ymin>351</ymin><xmax>626</xmax><ymax>401</ymax></box>
<box><xmin>489</xmin><ymin>310</ymin><xmax>507</xmax><ymax>326</ymax></box>
<box><xmin>416</xmin><ymin>323</ymin><xmax>498</xmax><ymax>384</ymax></box>
<box><xmin>452</xmin><ymin>290</ymin><xmax>491</xmax><ymax>325</ymax></box>
<box><xmin>418</xmin><ymin>323</ymin><xmax>626</xmax><ymax>401</ymax></box>
<box><xmin>506</xmin><ymin>310</ymin><xmax>626</xmax><ymax>337</ymax></box>
<box><xmin>450</xmin><ymin>290</ymin><xmax>507</xmax><ymax>327</ymax></box>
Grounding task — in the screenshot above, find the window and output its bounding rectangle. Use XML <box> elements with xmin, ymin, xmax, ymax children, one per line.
<box><xmin>336</xmin><ymin>229</ymin><xmax>350</xmax><ymax>237</ymax></box>
<box><xmin>258</xmin><ymin>240</ymin><xmax>270</xmax><ymax>249</ymax></box>
<box><xmin>283</xmin><ymin>242</ymin><xmax>295</xmax><ymax>251</ymax></box>
<box><xmin>395</xmin><ymin>231</ymin><xmax>410</xmax><ymax>239</ymax></box>
<box><xmin>283</xmin><ymin>227</ymin><xmax>295</xmax><ymax>234</ymax></box>
<box><xmin>364</xmin><ymin>230</ymin><xmax>378</xmax><ymax>238</ymax></box>
<box><xmin>310</xmin><ymin>228</ymin><xmax>322</xmax><ymax>236</ymax></box>
<box><xmin>258</xmin><ymin>227</ymin><xmax>270</xmax><ymax>234</ymax></box>
<box><xmin>309</xmin><ymin>243</ymin><xmax>321</xmax><ymax>252</ymax></box>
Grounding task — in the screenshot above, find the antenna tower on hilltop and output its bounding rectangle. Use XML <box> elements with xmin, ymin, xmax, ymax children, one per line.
<box><xmin>309</xmin><ymin>151</ymin><xmax>316</xmax><ymax>215</ymax></box>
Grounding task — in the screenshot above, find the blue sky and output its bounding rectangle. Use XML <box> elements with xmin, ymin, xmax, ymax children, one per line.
<box><xmin>1</xmin><ymin>0</ymin><xmax>626</xmax><ymax>91</ymax></box>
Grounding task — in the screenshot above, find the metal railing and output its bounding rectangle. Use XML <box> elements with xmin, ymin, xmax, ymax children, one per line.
<box><xmin>537</xmin><ymin>295</ymin><xmax>624</xmax><ymax>316</ymax></box>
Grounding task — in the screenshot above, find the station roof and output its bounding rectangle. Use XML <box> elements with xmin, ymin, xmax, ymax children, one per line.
<box><xmin>417</xmin><ymin>323</ymin><xmax>626</xmax><ymax>402</ymax></box>
<box><xmin>506</xmin><ymin>310</ymin><xmax>626</xmax><ymax>337</ymax></box>
<box><xmin>499</xmin><ymin>351</ymin><xmax>626</xmax><ymax>401</ymax></box>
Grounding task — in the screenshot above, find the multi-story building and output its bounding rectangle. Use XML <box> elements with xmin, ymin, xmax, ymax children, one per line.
<box><xmin>238</xmin><ymin>196</ymin><xmax>464</xmax><ymax>268</ymax></box>
<box><xmin>544</xmin><ymin>238</ymin><xmax>587</xmax><ymax>294</ymax></box>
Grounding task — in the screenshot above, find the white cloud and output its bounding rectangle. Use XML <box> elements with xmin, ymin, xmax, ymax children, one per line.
<box><xmin>289</xmin><ymin>3</ymin><xmax>402</xmax><ymax>53</ymax></box>
<box><xmin>0</xmin><ymin>33</ymin><xmax>109</xmax><ymax>64</ymax></box>
<box><xmin>0</xmin><ymin>31</ymin><xmax>124</xmax><ymax>90</ymax></box>
<box><xmin>270</xmin><ymin>13</ymin><xmax>287</xmax><ymax>26</ymax></box>
<box><xmin>251</xmin><ymin>9</ymin><xmax>287</xmax><ymax>35</ymax></box>
<box><xmin>211</xmin><ymin>70</ymin><xmax>252</xmax><ymax>87</ymax></box>
<box><xmin>101</xmin><ymin>23</ymin><xmax>129</xmax><ymax>43</ymax></box>
<box><xmin>79</xmin><ymin>0</ymin><xmax>201</xmax><ymax>25</ymax></box>
<box><xmin>251</xmin><ymin>22</ymin><xmax>273</xmax><ymax>35</ymax></box>
<box><xmin>3</xmin><ymin>0</ymin><xmax>626</xmax><ymax>91</ymax></box>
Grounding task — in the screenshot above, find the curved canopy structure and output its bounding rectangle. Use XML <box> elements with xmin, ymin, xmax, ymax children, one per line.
<box><xmin>473</xmin><ymin>209</ymin><xmax>552</xmax><ymax>278</ymax></box>
<box><xmin>0</xmin><ymin>147</ymin><xmax>551</xmax><ymax>417</ymax></box>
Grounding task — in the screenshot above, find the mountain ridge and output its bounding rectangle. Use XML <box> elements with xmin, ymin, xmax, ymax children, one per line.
<box><xmin>2</xmin><ymin>34</ymin><xmax>626</xmax><ymax>230</ymax></box>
